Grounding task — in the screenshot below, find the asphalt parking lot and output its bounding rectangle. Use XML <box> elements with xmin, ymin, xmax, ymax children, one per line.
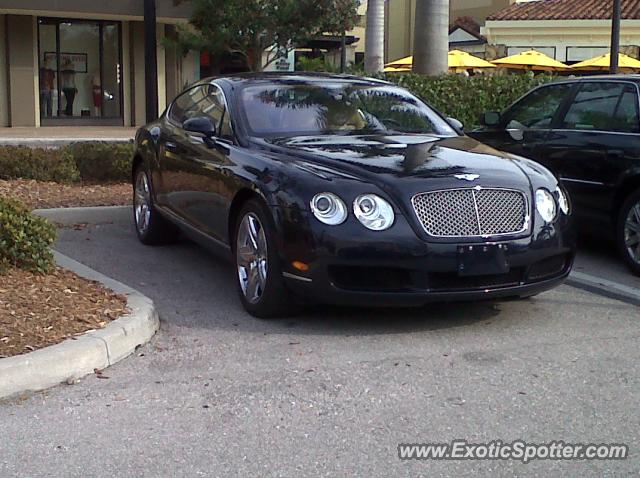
<box><xmin>574</xmin><ymin>236</ymin><xmax>640</xmax><ymax>293</ymax></box>
<box><xmin>1</xmin><ymin>206</ymin><xmax>639</xmax><ymax>477</ymax></box>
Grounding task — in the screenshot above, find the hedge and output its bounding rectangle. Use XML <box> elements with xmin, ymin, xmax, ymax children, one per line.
<box><xmin>0</xmin><ymin>142</ymin><xmax>134</xmax><ymax>184</ymax></box>
<box><xmin>382</xmin><ymin>73</ymin><xmax>556</xmax><ymax>130</ymax></box>
<box><xmin>67</xmin><ymin>143</ymin><xmax>133</xmax><ymax>183</ymax></box>
<box><xmin>0</xmin><ymin>146</ymin><xmax>79</xmax><ymax>183</ymax></box>
<box><xmin>0</xmin><ymin>197</ymin><xmax>56</xmax><ymax>274</ymax></box>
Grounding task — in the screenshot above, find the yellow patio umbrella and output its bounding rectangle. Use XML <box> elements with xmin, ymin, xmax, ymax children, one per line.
<box><xmin>448</xmin><ymin>50</ymin><xmax>496</xmax><ymax>69</ymax></box>
<box><xmin>384</xmin><ymin>51</ymin><xmax>496</xmax><ymax>71</ymax></box>
<box><xmin>571</xmin><ymin>53</ymin><xmax>640</xmax><ymax>72</ymax></box>
<box><xmin>385</xmin><ymin>56</ymin><xmax>413</xmax><ymax>69</ymax></box>
<box><xmin>384</xmin><ymin>65</ymin><xmax>411</xmax><ymax>73</ymax></box>
<box><xmin>492</xmin><ymin>49</ymin><xmax>570</xmax><ymax>72</ymax></box>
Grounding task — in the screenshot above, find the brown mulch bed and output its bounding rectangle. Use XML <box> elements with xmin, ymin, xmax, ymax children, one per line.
<box><xmin>0</xmin><ymin>179</ymin><xmax>131</xmax><ymax>209</ymax></box>
<box><xmin>0</xmin><ymin>267</ymin><xmax>128</xmax><ymax>358</ymax></box>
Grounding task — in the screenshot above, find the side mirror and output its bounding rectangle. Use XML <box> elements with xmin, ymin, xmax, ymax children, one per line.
<box><xmin>481</xmin><ymin>111</ymin><xmax>501</xmax><ymax>127</ymax></box>
<box><xmin>446</xmin><ymin>117</ymin><xmax>464</xmax><ymax>132</ymax></box>
<box><xmin>183</xmin><ymin>116</ymin><xmax>216</xmax><ymax>137</ymax></box>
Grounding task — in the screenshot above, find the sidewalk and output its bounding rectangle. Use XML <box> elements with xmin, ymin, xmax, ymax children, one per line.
<box><xmin>0</xmin><ymin>127</ymin><xmax>136</xmax><ymax>147</ymax></box>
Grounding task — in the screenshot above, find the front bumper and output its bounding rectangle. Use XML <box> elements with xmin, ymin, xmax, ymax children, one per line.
<box><xmin>272</xmin><ymin>208</ymin><xmax>576</xmax><ymax>307</ymax></box>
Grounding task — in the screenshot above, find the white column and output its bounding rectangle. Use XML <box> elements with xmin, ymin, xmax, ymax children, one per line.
<box><xmin>156</xmin><ymin>24</ymin><xmax>167</xmax><ymax>115</ymax></box>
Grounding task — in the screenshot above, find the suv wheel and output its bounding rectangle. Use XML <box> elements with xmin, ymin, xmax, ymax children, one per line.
<box><xmin>617</xmin><ymin>189</ymin><xmax>640</xmax><ymax>276</ymax></box>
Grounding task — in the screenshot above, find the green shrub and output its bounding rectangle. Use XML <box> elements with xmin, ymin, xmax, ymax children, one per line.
<box><xmin>0</xmin><ymin>146</ymin><xmax>80</xmax><ymax>183</ymax></box>
<box><xmin>67</xmin><ymin>142</ymin><xmax>134</xmax><ymax>183</ymax></box>
<box><xmin>382</xmin><ymin>73</ymin><xmax>556</xmax><ymax>130</ymax></box>
<box><xmin>0</xmin><ymin>142</ymin><xmax>134</xmax><ymax>183</ymax></box>
<box><xmin>0</xmin><ymin>197</ymin><xmax>56</xmax><ymax>273</ymax></box>
<box><xmin>297</xmin><ymin>56</ymin><xmax>339</xmax><ymax>73</ymax></box>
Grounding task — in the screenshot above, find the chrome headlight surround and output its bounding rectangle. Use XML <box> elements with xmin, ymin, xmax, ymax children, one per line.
<box><xmin>353</xmin><ymin>194</ymin><xmax>395</xmax><ymax>231</ymax></box>
<box><xmin>310</xmin><ymin>192</ymin><xmax>348</xmax><ymax>225</ymax></box>
<box><xmin>555</xmin><ymin>186</ymin><xmax>570</xmax><ymax>215</ymax></box>
<box><xmin>535</xmin><ymin>188</ymin><xmax>557</xmax><ymax>223</ymax></box>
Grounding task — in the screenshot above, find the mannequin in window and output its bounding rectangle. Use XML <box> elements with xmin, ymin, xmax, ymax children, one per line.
<box><xmin>92</xmin><ymin>73</ymin><xmax>102</xmax><ymax>117</ymax></box>
<box><xmin>39</xmin><ymin>58</ymin><xmax>55</xmax><ymax>117</ymax></box>
<box><xmin>60</xmin><ymin>58</ymin><xmax>77</xmax><ymax>116</ymax></box>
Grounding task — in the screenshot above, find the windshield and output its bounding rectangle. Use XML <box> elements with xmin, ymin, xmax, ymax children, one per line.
<box><xmin>239</xmin><ymin>83</ymin><xmax>457</xmax><ymax>137</ymax></box>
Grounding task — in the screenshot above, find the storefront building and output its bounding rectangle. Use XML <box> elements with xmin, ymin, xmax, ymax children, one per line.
<box><xmin>482</xmin><ymin>0</ymin><xmax>640</xmax><ymax>62</ymax></box>
<box><xmin>0</xmin><ymin>0</ymin><xmax>200</xmax><ymax>127</ymax></box>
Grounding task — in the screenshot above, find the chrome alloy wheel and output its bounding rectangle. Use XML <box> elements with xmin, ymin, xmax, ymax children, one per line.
<box><xmin>236</xmin><ymin>213</ymin><xmax>268</xmax><ymax>304</ymax></box>
<box><xmin>624</xmin><ymin>199</ymin><xmax>640</xmax><ymax>265</ymax></box>
<box><xmin>134</xmin><ymin>171</ymin><xmax>152</xmax><ymax>235</ymax></box>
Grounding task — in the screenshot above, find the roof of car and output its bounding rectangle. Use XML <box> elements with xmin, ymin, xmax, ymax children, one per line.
<box><xmin>199</xmin><ymin>71</ymin><xmax>392</xmax><ymax>87</ymax></box>
<box><xmin>545</xmin><ymin>74</ymin><xmax>640</xmax><ymax>84</ymax></box>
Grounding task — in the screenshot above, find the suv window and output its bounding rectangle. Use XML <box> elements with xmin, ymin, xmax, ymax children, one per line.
<box><xmin>612</xmin><ymin>85</ymin><xmax>640</xmax><ymax>133</ymax></box>
<box><xmin>503</xmin><ymin>83</ymin><xmax>572</xmax><ymax>129</ymax></box>
<box><xmin>561</xmin><ymin>82</ymin><xmax>638</xmax><ymax>132</ymax></box>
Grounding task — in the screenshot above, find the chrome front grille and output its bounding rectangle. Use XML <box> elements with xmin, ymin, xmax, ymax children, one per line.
<box><xmin>411</xmin><ymin>187</ymin><xmax>528</xmax><ymax>238</ymax></box>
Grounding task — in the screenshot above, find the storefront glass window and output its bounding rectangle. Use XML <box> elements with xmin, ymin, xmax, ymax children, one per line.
<box><xmin>38</xmin><ymin>23</ymin><xmax>58</xmax><ymax>118</ymax></box>
<box><xmin>38</xmin><ymin>18</ymin><xmax>122</xmax><ymax>123</ymax></box>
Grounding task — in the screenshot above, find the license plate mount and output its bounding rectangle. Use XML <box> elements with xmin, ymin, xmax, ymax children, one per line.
<box><xmin>458</xmin><ymin>244</ymin><xmax>510</xmax><ymax>276</ymax></box>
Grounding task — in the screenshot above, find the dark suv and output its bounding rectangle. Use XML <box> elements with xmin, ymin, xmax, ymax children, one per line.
<box><xmin>469</xmin><ymin>75</ymin><xmax>640</xmax><ymax>275</ymax></box>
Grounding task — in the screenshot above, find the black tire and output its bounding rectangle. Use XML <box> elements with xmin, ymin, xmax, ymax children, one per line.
<box><xmin>133</xmin><ymin>166</ymin><xmax>179</xmax><ymax>245</ymax></box>
<box><xmin>233</xmin><ymin>198</ymin><xmax>295</xmax><ymax>318</ymax></box>
<box><xmin>617</xmin><ymin>189</ymin><xmax>640</xmax><ymax>276</ymax></box>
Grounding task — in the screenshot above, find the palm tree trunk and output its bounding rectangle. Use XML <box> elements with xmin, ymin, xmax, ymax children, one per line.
<box><xmin>413</xmin><ymin>0</ymin><xmax>449</xmax><ymax>75</ymax></box>
<box><xmin>364</xmin><ymin>0</ymin><xmax>385</xmax><ymax>73</ymax></box>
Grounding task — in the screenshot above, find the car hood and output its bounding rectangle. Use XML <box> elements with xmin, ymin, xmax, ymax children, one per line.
<box><xmin>257</xmin><ymin>134</ymin><xmax>533</xmax><ymax>194</ymax></box>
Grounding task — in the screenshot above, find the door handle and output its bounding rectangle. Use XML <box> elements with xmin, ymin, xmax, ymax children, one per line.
<box><xmin>165</xmin><ymin>141</ymin><xmax>178</xmax><ymax>152</ymax></box>
<box><xmin>506</xmin><ymin>128</ymin><xmax>524</xmax><ymax>141</ymax></box>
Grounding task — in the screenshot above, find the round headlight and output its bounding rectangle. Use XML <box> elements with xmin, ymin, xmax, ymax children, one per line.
<box><xmin>535</xmin><ymin>188</ymin><xmax>557</xmax><ymax>223</ymax></box>
<box><xmin>556</xmin><ymin>186</ymin><xmax>570</xmax><ymax>215</ymax></box>
<box><xmin>310</xmin><ymin>192</ymin><xmax>347</xmax><ymax>225</ymax></box>
<box><xmin>353</xmin><ymin>194</ymin><xmax>395</xmax><ymax>231</ymax></box>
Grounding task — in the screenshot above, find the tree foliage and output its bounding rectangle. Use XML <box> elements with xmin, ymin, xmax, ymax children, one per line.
<box><xmin>176</xmin><ymin>0</ymin><xmax>359</xmax><ymax>71</ymax></box>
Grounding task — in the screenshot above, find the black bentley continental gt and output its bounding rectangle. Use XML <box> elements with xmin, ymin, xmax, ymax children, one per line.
<box><xmin>132</xmin><ymin>73</ymin><xmax>575</xmax><ymax>317</ymax></box>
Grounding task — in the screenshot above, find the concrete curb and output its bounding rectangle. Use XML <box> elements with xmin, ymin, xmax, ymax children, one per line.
<box><xmin>567</xmin><ymin>271</ymin><xmax>640</xmax><ymax>307</ymax></box>
<box><xmin>0</xmin><ymin>251</ymin><xmax>159</xmax><ymax>399</ymax></box>
<box><xmin>35</xmin><ymin>205</ymin><xmax>130</xmax><ymax>226</ymax></box>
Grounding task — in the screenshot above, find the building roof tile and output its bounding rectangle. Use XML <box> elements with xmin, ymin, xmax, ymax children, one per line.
<box><xmin>488</xmin><ymin>0</ymin><xmax>640</xmax><ymax>21</ymax></box>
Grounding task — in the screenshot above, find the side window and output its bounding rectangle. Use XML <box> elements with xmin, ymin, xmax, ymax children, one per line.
<box><xmin>168</xmin><ymin>86</ymin><xmax>208</xmax><ymax>124</ymax></box>
<box><xmin>169</xmin><ymin>84</ymin><xmax>234</xmax><ymax>140</ymax></box>
<box><xmin>612</xmin><ymin>85</ymin><xmax>640</xmax><ymax>133</ymax></box>
<box><xmin>168</xmin><ymin>88</ymin><xmax>198</xmax><ymax>124</ymax></box>
<box><xmin>201</xmin><ymin>85</ymin><xmax>234</xmax><ymax>140</ymax></box>
<box><xmin>197</xmin><ymin>85</ymin><xmax>226</xmax><ymax>129</ymax></box>
<box><xmin>561</xmin><ymin>82</ymin><xmax>627</xmax><ymax>131</ymax></box>
<box><xmin>503</xmin><ymin>84</ymin><xmax>572</xmax><ymax>129</ymax></box>
<box><xmin>219</xmin><ymin>110</ymin><xmax>233</xmax><ymax>140</ymax></box>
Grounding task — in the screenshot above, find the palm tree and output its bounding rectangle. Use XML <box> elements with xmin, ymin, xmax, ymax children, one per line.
<box><xmin>364</xmin><ymin>0</ymin><xmax>385</xmax><ymax>73</ymax></box>
<box><xmin>413</xmin><ymin>0</ymin><xmax>449</xmax><ymax>75</ymax></box>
